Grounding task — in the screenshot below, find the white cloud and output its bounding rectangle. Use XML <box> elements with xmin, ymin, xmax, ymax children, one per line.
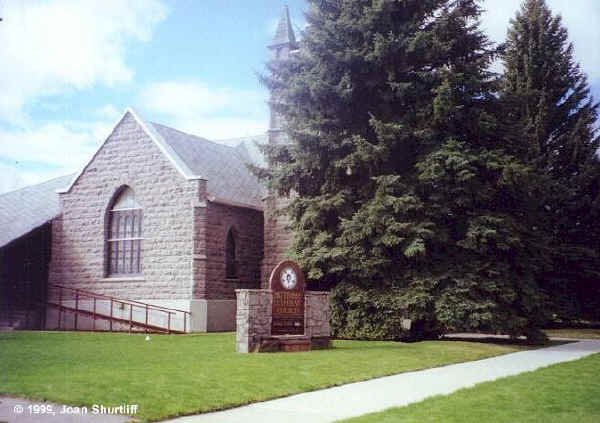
<box><xmin>169</xmin><ymin>117</ymin><xmax>268</xmax><ymax>144</ymax></box>
<box><xmin>138</xmin><ymin>81</ymin><xmax>268</xmax><ymax>140</ymax></box>
<box><xmin>139</xmin><ymin>82</ymin><xmax>237</xmax><ymax>116</ymax></box>
<box><xmin>0</xmin><ymin>162</ymin><xmax>68</xmax><ymax>194</ymax></box>
<box><xmin>481</xmin><ymin>0</ymin><xmax>600</xmax><ymax>79</ymax></box>
<box><xmin>94</xmin><ymin>104</ymin><xmax>122</xmax><ymax>121</ymax></box>
<box><xmin>0</xmin><ymin>118</ymin><xmax>115</xmax><ymax>193</ymax></box>
<box><xmin>0</xmin><ymin>0</ymin><xmax>167</xmax><ymax>123</ymax></box>
<box><xmin>3</xmin><ymin>120</ymin><xmax>113</xmax><ymax>168</ymax></box>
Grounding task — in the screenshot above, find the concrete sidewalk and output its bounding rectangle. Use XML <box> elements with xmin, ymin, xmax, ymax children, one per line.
<box><xmin>165</xmin><ymin>339</ymin><xmax>600</xmax><ymax>423</ymax></box>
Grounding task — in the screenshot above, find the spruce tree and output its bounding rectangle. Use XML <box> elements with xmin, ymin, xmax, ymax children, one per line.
<box><xmin>502</xmin><ymin>0</ymin><xmax>600</xmax><ymax>320</ymax></box>
<box><xmin>264</xmin><ymin>0</ymin><xmax>548</xmax><ymax>340</ymax></box>
<box><xmin>503</xmin><ymin>0</ymin><xmax>598</xmax><ymax>175</ymax></box>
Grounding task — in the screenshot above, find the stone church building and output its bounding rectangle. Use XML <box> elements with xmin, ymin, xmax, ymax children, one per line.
<box><xmin>0</xmin><ymin>7</ymin><xmax>298</xmax><ymax>332</ymax></box>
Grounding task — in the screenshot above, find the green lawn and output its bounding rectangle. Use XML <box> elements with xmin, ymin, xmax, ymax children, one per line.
<box><xmin>0</xmin><ymin>332</ymin><xmax>527</xmax><ymax>421</ymax></box>
<box><xmin>545</xmin><ymin>328</ymin><xmax>600</xmax><ymax>340</ymax></box>
<box><xmin>343</xmin><ymin>353</ymin><xmax>600</xmax><ymax>423</ymax></box>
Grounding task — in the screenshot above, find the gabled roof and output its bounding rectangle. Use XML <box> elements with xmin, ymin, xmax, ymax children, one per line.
<box><xmin>58</xmin><ymin>108</ymin><xmax>203</xmax><ymax>194</ymax></box>
<box><xmin>150</xmin><ymin>123</ymin><xmax>266</xmax><ymax>209</ymax></box>
<box><xmin>59</xmin><ymin>108</ymin><xmax>267</xmax><ymax>210</ymax></box>
<box><xmin>0</xmin><ymin>174</ymin><xmax>74</xmax><ymax>248</ymax></box>
<box><xmin>270</xmin><ymin>5</ymin><xmax>297</xmax><ymax>48</ymax></box>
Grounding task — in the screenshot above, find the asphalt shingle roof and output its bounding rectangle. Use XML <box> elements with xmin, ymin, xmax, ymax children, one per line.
<box><xmin>0</xmin><ymin>174</ymin><xmax>74</xmax><ymax>248</ymax></box>
<box><xmin>150</xmin><ymin>123</ymin><xmax>267</xmax><ymax>209</ymax></box>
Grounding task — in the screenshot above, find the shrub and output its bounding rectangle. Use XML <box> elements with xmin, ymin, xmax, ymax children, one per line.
<box><xmin>330</xmin><ymin>282</ymin><xmax>442</xmax><ymax>341</ymax></box>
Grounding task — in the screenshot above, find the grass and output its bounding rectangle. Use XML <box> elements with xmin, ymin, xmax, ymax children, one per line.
<box><xmin>544</xmin><ymin>328</ymin><xmax>600</xmax><ymax>339</ymax></box>
<box><xmin>0</xmin><ymin>331</ymin><xmax>528</xmax><ymax>421</ymax></box>
<box><xmin>343</xmin><ymin>353</ymin><xmax>600</xmax><ymax>423</ymax></box>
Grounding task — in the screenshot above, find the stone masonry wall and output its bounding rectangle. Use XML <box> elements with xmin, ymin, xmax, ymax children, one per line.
<box><xmin>193</xmin><ymin>202</ymin><xmax>263</xmax><ymax>300</ymax></box>
<box><xmin>305</xmin><ymin>291</ymin><xmax>331</xmax><ymax>338</ymax></box>
<box><xmin>261</xmin><ymin>194</ymin><xmax>293</xmax><ymax>288</ymax></box>
<box><xmin>48</xmin><ymin>112</ymin><xmax>199</xmax><ymax>301</ymax></box>
<box><xmin>236</xmin><ymin>289</ymin><xmax>272</xmax><ymax>353</ymax></box>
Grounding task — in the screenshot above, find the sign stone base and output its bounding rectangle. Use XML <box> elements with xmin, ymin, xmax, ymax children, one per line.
<box><xmin>235</xmin><ymin>289</ymin><xmax>331</xmax><ymax>353</ymax></box>
<box><xmin>260</xmin><ymin>335</ymin><xmax>311</xmax><ymax>352</ymax></box>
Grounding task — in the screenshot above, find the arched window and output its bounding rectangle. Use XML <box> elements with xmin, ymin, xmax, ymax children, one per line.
<box><xmin>225</xmin><ymin>229</ymin><xmax>237</xmax><ymax>278</ymax></box>
<box><xmin>107</xmin><ymin>187</ymin><xmax>143</xmax><ymax>276</ymax></box>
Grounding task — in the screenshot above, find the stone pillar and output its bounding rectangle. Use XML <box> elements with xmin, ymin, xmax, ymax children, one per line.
<box><xmin>192</xmin><ymin>179</ymin><xmax>208</xmax><ymax>298</ymax></box>
<box><xmin>190</xmin><ymin>179</ymin><xmax>209</xmax><ymax>332</ymax></box>
<box><xmin>305</xmin><ymin>291</ymin><xmax>331</xmax><ymax>348</ymax></box>
<box><xmin>236</xmin><ymin>289</ymin><xmax>272</xmax><ymax>353</ymax></box>
<box><xmin>260</xmin><ymin>194</ymin><xmax>293</xmax><ymax>288</ymax></box>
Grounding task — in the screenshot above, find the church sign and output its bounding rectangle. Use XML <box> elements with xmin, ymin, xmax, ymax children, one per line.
<box><xmin>269</xmin><ymin>260</ymin><xmax>305</xmax><ymax>335</ymax></box>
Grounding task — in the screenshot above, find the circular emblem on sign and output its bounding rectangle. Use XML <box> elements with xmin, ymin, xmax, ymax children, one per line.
<box><xmin>280</xmin><ymin>267</ymin><xmax>297</xmax><ymax>290</ymax></box>
<box><xmin>269</xmin><ymin>260</ymin><xmax>306</xmax><ymax>335</ymax></box>
<box><xmin>268</xmin><ymin>259</ymin><xmax>305</xmax><ymax>292</ymax></box>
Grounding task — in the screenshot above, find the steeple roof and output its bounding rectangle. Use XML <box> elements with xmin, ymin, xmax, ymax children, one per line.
<box><xmin>270</xmin><ymin>5</ymin><xmax>297</xmax><ymax>48</ymax></box>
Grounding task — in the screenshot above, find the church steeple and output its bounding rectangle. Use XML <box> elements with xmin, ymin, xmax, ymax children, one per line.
<box><xmin>270</xmin><ymin>5</ymin><xmax>297</xmax><ymax>47</ymax></box>
<box><xmin>267</xmin><ymin>5</ymin><xmax>298</xmax><ymax>140</ymax></box>
<box><xmin>268</xmin><ymin>5</ymin><xmax>298</xmax><ymax>60</ymax></box>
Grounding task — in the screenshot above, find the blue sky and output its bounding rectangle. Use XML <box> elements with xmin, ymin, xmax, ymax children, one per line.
<box><xmin>0</xmin><ymin>0</ymin><xmax>598</xmax><ymax>193</ymax></box>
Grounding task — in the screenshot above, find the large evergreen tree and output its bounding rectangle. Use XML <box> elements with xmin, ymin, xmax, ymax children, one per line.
<box><xmin>264</xmin><ymin>0</ymin><xmax>548</xmax><ymax>340</ymax></box>
<box><xmin>502</xmin><ymin>0</ymin><xmax>600</xmax><ymax>321</ymax></box>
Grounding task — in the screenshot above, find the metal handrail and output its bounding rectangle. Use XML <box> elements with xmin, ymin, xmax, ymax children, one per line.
<box><xmin>48</xmin><ymin>284</ymin><xmax>191</xmax><ymax>333</ymax></box>
<box><xmin>49</xmin><ymin>284</ymin><xmax>190</xmax><ymax>314</ymax></box>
